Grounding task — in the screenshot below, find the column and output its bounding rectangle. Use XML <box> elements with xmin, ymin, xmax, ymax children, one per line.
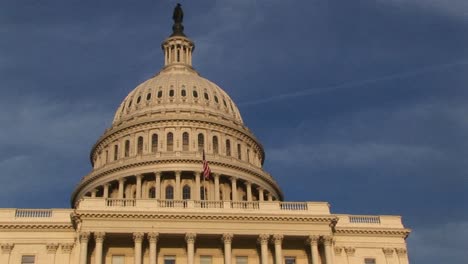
<box><xmin>383</xmin><ymin>248</ymin><xmax>394</xmax><ymax>264</ymax></box>
<box><xmin>272</xmin><ymin>234</ymin><xmax>283</xmax><ymax>264</ymax></box>
<box><xmin>79</xmin><ymin>232</ymin><xmax>90</xmax><ymax>264</ymax></box>
<box><xmin>185</xmin><ymin>233</ymin><xmax>196</xmax><ymax>264</ymax></box>
<box><xmin>257</xmin><ymin>188</ymin><xmax>264</xmax><ymax>202</ymax></box>
<box><xmin>195</xmin><ymin>172</ymin><xmax>201</xmax><ymax>200</ymax></box>
<box><xmin>46</xmin><ymin>244</ymin><xmax>59</xmax><ymax>264</ymax></box>
<box><xmin>214</xmin><ymin>174</ymin><xmax>220</xmax><ymax>201</ymax></box>
<box><xmin>118</xmin><ymin>178</ymin><xmax>126</xmax><ymax>198</ymax></box>
<box><xmin>91</xmin><ymin>189</ymin><xmax>97</xmax><ymax>198</ymax></box>
<box><xmin>222</xmin><ymin>234</ymin><xmax>233</xmax><ymax>264</ymax></box>
<box><xmin>246</xmin><ymin>182</ymin><xmax>252</xmax><ymax>202</ymax></box>
<box><xmin>230</xmin><ymin>177</ymin><xmax>237</xmax><ymax>201</ymax></box>
<box><xmin>267</xmin><ymin>193</ymin><xmax>273</xmax><ymax>201</ymax></box>
<box><xmin>136</xmin><ymin>174</ymin><xmax>143</xmax><ymax>199</ymax></box>
<box><xmin>103</xmin><ymin>184</ymin><xmax>110</xmax><ymax>198</ymax></box>
<box><xmin>175</xmin><ymin>171</ymin><xmax>181</xmax><ymax>200</ymax></box>
<box><xmin>94</xmin><ymin>232</ymin><xmax>105</xmax><ymax>264</ymax></box>
<box><xmin>133</xmin><ymin>233</ymin><xmax>144</xmax><ymax>264</ymax></box>
<box><xmin>396</xmin><ymin>248</ymin><xmax>408</xmax><ymax>264</ymax></box>
<box><xmin>61</xmin><ymin>244</ymin><xmax>74</xmax><ymax>264</ymax></box>
<box><xmin>323</xmin><ymin>236</ymin><xmax>334</xmax><ymax>264</ymax></box>
<box><xmin>1</xmin><ymin>244</ymin><xmax>14</xmax><ymax>264</ymax></box>
<box><xmin>307</xmin><ymin>236</ymin><xmax>320</xmax><ymax>264</ymax></box>
<box><xmin>155</xmin><ymin>172</ymin><xmax>161</xmax><ymax>199</ymax></box>
<box><xmin>344</xmin><ymin>247</ymin><xmax>355</xmax><ymax>264</ymax></box>
<box><xmin>148</xmin><ymin>233</ymin><xmax>159</xmax><ymax>264</ymax></box>
<box><xmin>258</xmin><ymin>234</ymin><xmax>269</xmax><ymax>264</ymax></box>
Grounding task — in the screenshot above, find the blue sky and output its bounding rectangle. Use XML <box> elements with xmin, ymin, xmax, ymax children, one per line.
<box><xmin>1</xmin><ymin>1</ymin><xmax>467</xmax><ymax>263</ymax></box>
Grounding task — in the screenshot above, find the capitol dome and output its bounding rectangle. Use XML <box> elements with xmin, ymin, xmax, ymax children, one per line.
<box><xmin>71</xmin><ymin>13</ymin><xmax>283</xmax><ymax>206</ymax></box>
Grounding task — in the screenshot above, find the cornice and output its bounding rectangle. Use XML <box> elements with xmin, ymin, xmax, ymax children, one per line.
<box><xmin>335</xmin><ymin>227</ymin><xmax>411</xmax><ymax>238</ymax></box>
<box><xmin>0</xmin><ymin>224</ymin><xmax>74</xmax><ymax>231</ymax></box>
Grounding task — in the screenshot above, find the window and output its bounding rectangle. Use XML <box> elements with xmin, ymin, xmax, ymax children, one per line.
<box><xmin>158</xmin><ymin>90</ymin><xmax>163</xmax><ymax>98</ymax></box>
<box><xmin>223</xmin><ymin>99</ymin><xmax>227</xmax><ymax>107</ymax></box>
<box><xmin>137</xmin><ymin>136</ymin><xmax>144</xmax><ymax>155</ymax></box>
<box><xmin>198</xmin><ymin>133</ymin><xmax>204</xmax><ymax>152</ymax></box>
<box><xmin>164</xmin><ymin>256</ymin><xmax>176</xmax><ymax>264</ymax></box>
<box><xmin>149</xmin><ymin>187</ymin><xmax>156</xmax><ymax>198</ymax></box>
<box><xmin>152</xmin><ymin>134</ymin><xmax>158</xmax><ymax>152</ymax></box>
<box><xmin>364</xmin><ymin>259</ymin><xmax>376</xmax><ymax>264</ymax></box>
<box><xmin>204</xmin><ymin>92</ymin><xmax>209</xmax><ymax>100</ymax></box>
<box><xmin>165</xmin><ymin>185</ymin><xmax>174</xmax><ymax>199</ymax></box>
<box><xmin>146</xmin><ymin>93</ymin><xmax>152</xmax><ymax>100</ymax></box>
<box><xmin>193</xmin><ymin>90</ymin><xmax>198</xmax><ymax>98</ymax></box>
<box><xmin>247</xmin><ymin>149</ymin><xmax>250</xmax><ymax>162</ymax></box>
<box><xmin>124</xmin><ymin>140</ymin><xmax>130</xmax><ymax>157</ymax></box>
<box><xmin>137</xmin><ymin>96</ymin><xmax>141</xmax><ymax>104</ymax></box>
<box><xmin>236</xmin><ymin>256</ymin><xmax>248</xmax><ymax>264</ymax></box>
<box><xmin>200</xmin><ymin>187</ymin><xmax>207</xmax><ymax>200</ymax></box>
<box><xmin>183</xmin><ymin>185</ymin><xmax>191</xmax><ymax>200</ymax></box>
<box><xmin>212</xmin><ymin>136</ymin><xmax>219</xmax><ymax>154</ymax></box>
<box><xmin>128</xmin><ymin>100</ymin><xmax>133</xmax><ymax>108</ymax></box>
<box><xmin>200</xmin><ymin>256</ymin><xmax>212</xmax><ymax>264</ymax></box>
<box><xmin>226</xmin><ymin>139</ymin><xmax>231</xmax><ymax>156</ymax></box>
<box><xmin>183</xmin><ymin>132</ymin><xmax>189</xmax><ymax>151</ymax></box>
<box><xmin>181</xmin><ymin>89</ymin><xmax>186</xmax><ymax>97</ymax></box>
<box><xmin>167</xmin><ymin>132</ymin><xmax>174</xmax><ymax>151</ymax></box>
<box><xmin>114</xmin><ymin>145</ymin><xmax>119</xmax><ymax>160</ymax></box>
<box><xmin>285</xmin><ymin>257</ymin><xmax>296</xmax><ymax>264</ymax></box>
<box><xmin>169</xmin><ymin>89</ymin><xmax>174</xmax><ymax>97</ymax></box>
<box><xmin>237</xmin><ymin>144</ymin><xmax>242</xmax><ymax>160</ymax></box>
<box><xmin>22</xmin><ymin>256</ymin><xmax>35</xmax><ymax>264</ymax></box>
<box><xmin>214</xmin><ymin>96</ymin><xmax>219</xmax><ymax>103</ymax></box>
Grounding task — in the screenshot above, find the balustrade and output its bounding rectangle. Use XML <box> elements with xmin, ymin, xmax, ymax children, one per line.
<box><xmin>106</xmin><ymin>198</ymin><xmax>136</xmax><ymax>207</ymax></box>
<box><xmin>279</xmin><ymin>202</ymin><xmax>308</xmax><ymax>211</ymax></box>
<box><xmin>349</xmin><ymin>215</ymin><xmax>381</xmax><ymax>224</ymax></box>
<box><xmin>15</xmin><ymin>209</ymin><xmax>52</xmax><ymax>218</ymax></box>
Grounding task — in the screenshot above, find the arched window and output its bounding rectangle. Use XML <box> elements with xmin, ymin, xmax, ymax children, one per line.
<box><xmin>193</xmin><ymin>90</ymin><xmax>198</xmax><ymax>98</ymax></box>
<box><xmin>212</xmin><ymin>136</ymin><xmax>219</xmax><ymax>154</ymax></box>
<box><xmin>226</xmin><ymin>139</ymin><xmax>231</xmax><ymax>156</ymax></box>
<box><xmin>183</xmin><ymin>132</ymin><xmax>189</xmax><ymax>151</ymax></box>
<box><xmin>204</xmin><ymin>92</ymin><xmax>209</xmax><ymax>100</ymax></box>
<box><xmin>237</xmin><ymin>144</ymin><xmax>242</xmax><ymax>160</ymax></box>
<box><xmin>181</xmin><ymin>89</ymin><xmax>186</xmax><ymax>97</ymax></box>
<box><xmin>183</xmin><ymin>185</ymin><xmax>191</xmax><ymax>200</ymax></box>
<box><xmin>146</xmin><ymin>93</ymin><xmax>152</xmax><ymax>100</ymax></box>
<box><xmin>247</xmin><ymin>148</ymin><xmax>250</xmax><ymax>162</ymax></box>
<box><xmin>167</xmin><ymin>132</ymin><xmax>174</xmax><ymax>151</ymax></box>
<box><xmin>114</xmin><ymin>145</ymin><xmax>119</xmax><ymax>160</ymax></box>
<box><xmin>124</xmin><ymin>140</ymin><xmax>130</xmax><ymax>157</ymax></box>
<box><xmin>198</xmin><ymin>133</ymin><xmax>204</xmax><ymax>152</ymax></box>
<box><xmin>137</xmin><ymin>96</ymin><xmax>141</xmax><ymax>104</ymax></box>
<box><xmin>165</xmin><ymin>185</ymin><xmax>174</xmax><ymax>200</ymax></box>
<box><xmin>169</xmin><ymin>89</ymin><xmax>174</xmax><ymax>97</ymax></box>
<box><xmin>151</xmin><ymin>134</ymin><xmax>158</xmax><ymax>152</ymax></box>
<box><xmin>137</xmin><ymin>136</ymin><xmax>144</xmax><ymax>155</ymax></box>
<box><xmin>200</xmin><ymin>187</ymin><xmax>207</xmax><ymax>200</ymax></box>
<box><xmin>157</xmin><ymin>90</ymin><xmax>163</xmax><ymax>98</ymax></box>
<box><xmin>149</xmin><ymin>187</ymin><xmax>156</xmax><ymax>199</ymax></box>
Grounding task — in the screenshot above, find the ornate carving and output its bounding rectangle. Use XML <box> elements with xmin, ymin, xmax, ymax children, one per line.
<box><xmin>383</xmin><ymin>248</ymin><xmax>394</xmax><ymax>256</ymax></box>
<box><xmin>61</xmin><ymin>243</ymin><xmax>74</xmax><ymax>253</ymax></box>
<box><xmin>344</xmin><ymin>247</ymin><xmax>356</xmax><ymax>256</ymax></box>
<box><xmin>334</xmin><ymin>246</ymin><xmax>343</xmax><ymax>255</ymax></box>
<box><xmin>46</xmin><ymin>243</ymin><xmax>59</xmax><ymax>253</ymax></box>
<box><xmin>307</xmin><ymin>235</ymin><xmax>320</xmax><ymax>245</ymax></box>
<box><xmin>185</xmin><ymin>233</ymin><xmax>196</xmax><ymax>244</ymax></box>
<box><xmin>79</xmin><ymin>232</ymin><xmax>90</xmax><ymax>242</ymax></box>
<box><xmin>148</xmin><ymin>232</ymin><xmax>159</xmax><ymax>243</ymax></box>
<box><xmin>94</xmin><ymin>232</ymin><xmax>106</xmax><ymax>243</ymax></box>
<box><xmin>322</xmin><ymin>236</ymin><xmax>333</xmax><ymax>246</ymax></box>
<box><xmin>133</xmin><ymin>232</ymin><xmax>145</xmax><ymax>242</ymax></box>
<box><xmin>272</xmin><ymin>234</ymin><xmax>283</xmax><ymax>245</ymax></box>
<box><xmin>1</xmin><ymin>243</ymin><xmax>14</xmax><ymax>254</ymax></box>
<box><xmin>395</xmin><ymin>248</ymin><xmax>407</xmax><ymax>256</ymax></box>
<box><xmin>222</xmin><ymin>233</ymin><xmax>234</xmax><ymax>244</ymax></box>
<box><xmin>257</xmin><ymin>234</ymin><xmax>269</xmax><ymax>245</ymax></box>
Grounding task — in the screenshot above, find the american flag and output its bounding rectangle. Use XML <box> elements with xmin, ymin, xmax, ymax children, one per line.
<box><xmin>202</xmin><ymin>150</ymin><xmax>211</xmax><ymax>180</ymax></box>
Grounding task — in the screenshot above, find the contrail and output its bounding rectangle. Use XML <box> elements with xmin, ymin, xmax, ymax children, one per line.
<box><xmin>238</xmin><ymin>60</ymin><xmax>468</xmax><ymax>107</ymax></box>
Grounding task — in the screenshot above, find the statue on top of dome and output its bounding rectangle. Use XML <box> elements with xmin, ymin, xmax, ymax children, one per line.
<box><xmin>171</xmin><ymin>3</ymin><xmax>185</xmax><ymax>37</ymax></box>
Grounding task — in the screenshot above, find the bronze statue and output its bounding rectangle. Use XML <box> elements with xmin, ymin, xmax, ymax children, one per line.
<box><xmin>173</xmin><ymin>3</ymin><xmax>184</xmax><ymax>24</ymax></box>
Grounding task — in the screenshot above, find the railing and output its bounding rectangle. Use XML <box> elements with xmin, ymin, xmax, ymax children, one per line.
<box><xmin>106</xmin><ymin>199</ymin><xmax>136</xmax><ymax>207</ymax></box>
<box><xmin>158</xmin><ymin>200</ymin><xmax>187</xmax><ymax>208</ymax></box>
<box><xmin>15</xmin><ymin>209</ymin><xmax>52</xmax><ymax>218</ymax></box>
<box><xmin>349</xmin><ymin>215</ymin><xmax>381</xmax><ymax>224</ymax></box>
<box><xmin>279</xmin><ymin>202</ymin><xmax>308</xmax><ymax>211</ymax></box>
<box><xmin>231</xmin><ymin>201</ymin><xmax>259</xmax><ymax>210</ymax></box>
<box><xmin>194</xmin><ymin>200</ymin><xmax>223</xmax><ymax>209</ymax></box>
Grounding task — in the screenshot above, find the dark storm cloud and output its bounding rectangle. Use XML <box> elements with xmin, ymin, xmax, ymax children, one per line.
<box><xmin>0</xmin><ymin>1</ymin><xmax>466</xmax><ymax>263</ymax></box>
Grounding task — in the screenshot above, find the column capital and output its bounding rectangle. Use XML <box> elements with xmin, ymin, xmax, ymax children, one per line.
<box><xmin>322</xmin><ymin>236</ymin><xmax>333</xmax><ymax>246</ymax></box>
<box><xmin>185</xmin><ymin>233</ymin><xmax>197</xmax><ymax>244</ymax></box>
<box><xmin>61</xmin><ymin>243</ymin><xmax>74</xmax><ymax>253</ymax></box>
<box><xmin>46</xmin><ymin>243</ymin><xmax>59</xmax><ymax>254</ymax></box>
<box><xmin>133</xmin><ymin>232</ymin><xmax>145</xmax><ymax>243</ymax></box>
<box><xmin>334</xmin><ymin>246</ymin><xmax>343</xmax><ymax>255</ymax></box>
<box><xmin>230</xmin><ymin>176</ymin><xmax>237</xmax><ymax>181</ymax></box>
<box><xmin>104</xmin><ymin>183</ymin><xmax>111</xmax><ymax>187</ymax></box>
<box><xmin>344</xmin><ymin>247</ymin><xmax>356</xmax><ymax>256</ymax></box>
<box><xmin>222</xmin><ymin>233</ymin><xmax>234</xmax><ymax>244</ymax></box>
<box><xmin>175</xmin><ymin>171</ymin><xmax>182</xmax><ymax>176</ymax></box>
<box><xmin>1</xmin><ymin>243</ymin><xmax>14</xmax><ymax>254</ymax></box>
<box><xmin>257</xmin><ymin>234</ymin><xmax>269</xmax><ymax>245</ymax></box>
<box><xmin>148</xmin><ymin>232</ymin><xmax>159</xmax><ymax>243</ymax></box>
<box><xmin>94</xmin><ymin>232</ymin><xmax>106</xmax><ymax>243</ymax></box>
<box><xmin>246</xmin><ymin>181</ymin><xmax>252</xmax><ymax>187</ymax></box>
<box><xmin>213</xmin><ymin>173</ymin><xmax>221</xmax><ymax>178</ymax></box>
<box><xmin>307</xmin><ymin>235</ymin><xmax>320</xmax><ymax>245</ymax></box>
<box><xmin>136</xmin><ymin>174</ymin><xmax>143</xmax><ymax>179</ymax></box>
<box><xmin>256</xmin><ymin>186</ymin><xmax>264</xmax><ymax>191</ymax></box>
<box><xmin>79</xmin><ymin>232</ymin><xmax>91</xmax><ymax>242</ymax></box>
<box><xmin>155</xmin><ymin>171</ymin><xmax>162</xmax><ymax>177</ymax></box>
<box><xmin>395</xmin><ymin>248</ymin><xmax>407</xmax><ymax>256</ymax></box>
<box><xmin>382</xmin><ymin>248</ymin><xmax>394</xmax><ymax>256</ymax></box>
<box><xmin>118</xmin><ymin>177</ymin><xmax>126</xmax><ymax>183</ymax></box>
<box><xmin>272</xmin><ymin>234</ymin><xmax>283</xmax><ymax>245</ymax></box>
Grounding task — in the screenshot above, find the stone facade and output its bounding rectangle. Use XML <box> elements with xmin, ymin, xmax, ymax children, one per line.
<box><xmin>0</xmin><ymin>7</ymin><xmax>410</xmax><ymax>264</ymax></box>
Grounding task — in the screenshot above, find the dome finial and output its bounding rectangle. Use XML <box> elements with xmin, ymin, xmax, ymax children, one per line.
<box><xmin>171</xmin><ymin>3</ymin><xmax>185</xmax><ymax>37</ymax></box>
